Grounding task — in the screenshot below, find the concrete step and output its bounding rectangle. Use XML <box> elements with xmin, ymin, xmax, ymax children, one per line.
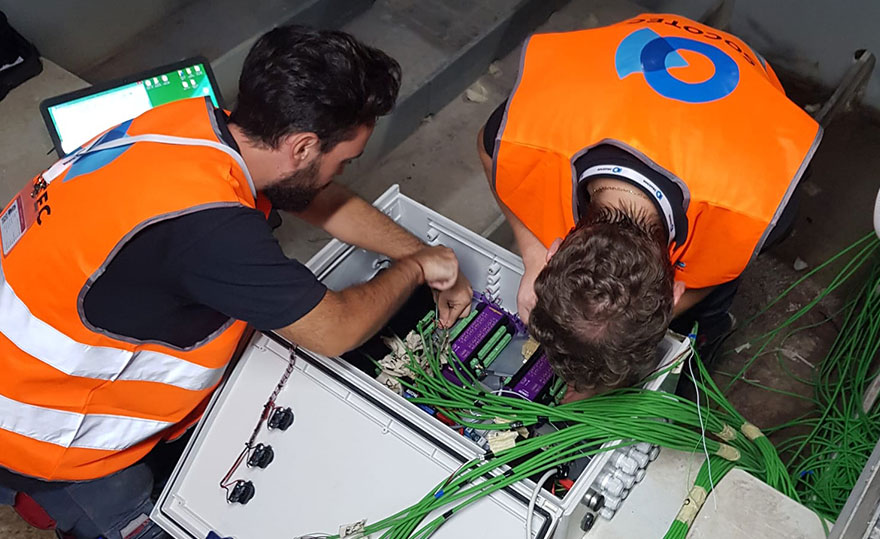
<box><xmin>339</xmin><ymin>0</ymin><xmax>567</xmax><ymax>167</ymax></box>
<box><xmin>81</xmin><ymin>0</ymin><xmax>372</xmax><ymax>101</ymax></box>
<box><xmin>274</xmin><ymin>0</ymin><xmax>646</xmax><ymax>261</ymax></box>
<box><xmin>77</xmin><ymin>0</ymin><xmax>565</xmax><ymax>165</ymax></box>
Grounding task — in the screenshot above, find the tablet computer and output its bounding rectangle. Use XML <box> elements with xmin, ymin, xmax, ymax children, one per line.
<box><xmin>40</xmin><ymin>57</ymin><xmax>224</xmax><ymax>157</ymax></box>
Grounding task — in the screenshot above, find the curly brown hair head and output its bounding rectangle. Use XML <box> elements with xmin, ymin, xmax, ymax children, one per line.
<box><xmin>529</xmin><ymin>205</ymin><xmax>674</xmax><ymax>391</ymax></box>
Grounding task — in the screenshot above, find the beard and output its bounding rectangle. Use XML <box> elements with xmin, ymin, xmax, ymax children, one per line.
<box><xmin>261</xmin><ymin>158</ymin><xmax>323</xmax><ymax>213</ymax></box>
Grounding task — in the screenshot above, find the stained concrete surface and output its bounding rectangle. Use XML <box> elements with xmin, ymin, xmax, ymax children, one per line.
<box><xmin>0</xmin><ymin>504</ymin><xmax>53</xmax><ymax>538</ymax></box>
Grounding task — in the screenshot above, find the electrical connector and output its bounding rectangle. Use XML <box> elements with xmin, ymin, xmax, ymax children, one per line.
<box><xmin>609</xmin><ymin>451</ymin><xmax>639</xmax><ymax>475</ymax></box>
<box><xmin>627</xmin><ymin>447</ymin><xmax>650</xmax><ymax>469</ymax></box>
<box><xmin>597</xmin><ymin>472</ymin><xmax>625</xmax><ymax>497</ymax></box>
<box><xmin>612</xmin><ymin>469</ymin><xmax>636</xmax><ymax>489</ymax></box>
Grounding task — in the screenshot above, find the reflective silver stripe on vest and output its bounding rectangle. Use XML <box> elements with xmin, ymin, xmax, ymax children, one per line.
<box><xmin>0</xmin><ymin>392</ymin><xmax>171</xmax><ymax>450</ymax></box>
<box><xmin>0</xmin><ymin>266</ymin><xmax>225</xmax><ymax>391</ymax></box>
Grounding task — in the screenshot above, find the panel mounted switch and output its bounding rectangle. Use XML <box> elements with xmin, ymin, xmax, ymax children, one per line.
<box><xmin>268</xmin><ymin>407</ymin><xmax>294</xmax><ymax>431</ymax></box>
<box><xmin>247</xmin><ymin>443</ymin><xmax>274</xmax><ymax>469</ymax></box>
<box><xmin>227</xmin><ymin>480</ymin><xmax>255</xmax><ymax>504</ymax></box>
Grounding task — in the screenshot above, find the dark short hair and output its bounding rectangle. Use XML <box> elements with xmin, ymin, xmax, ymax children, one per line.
<box><xmin>230</xmin><ymin>25</ymin><xmax>401</xmax><ymax>151</ymax></box>
<box><xmin>529</xmin><ymin>205</ymin><xmax>674</xmax><ymax>391</ymax></box>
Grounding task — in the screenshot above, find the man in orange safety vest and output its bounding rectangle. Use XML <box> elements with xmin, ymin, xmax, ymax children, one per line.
<box><xmin>0</xmin><ymin>26</ymin><xmax>471</xmax><ymax>539</ymax></box>
<box><xmin>479</xmin><ymin>14</ymin><xmax>820</xmax><ymax>398</ymax></box>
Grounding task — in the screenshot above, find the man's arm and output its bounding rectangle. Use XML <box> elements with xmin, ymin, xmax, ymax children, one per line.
<box><xmin>478</xmin><ymin>128</ymin><xmax>547</xmax><ymax>323</ymax></box>
<box><xmin>292</xmin><ymin>182</ymin><xmax>473</xmax><ymax>327</ymax></box>
<box><xmin>293</xmin><ymin>182</ymin><xmax>423</xmax><ymax>258</ymax></box>
<box><xmin>278</xmin><ymin>246</ymin><xmax>457</xmax><ymax>357</ymax></box>
<box><xmin>672</xmin><ymin>286</ymin><xmax>717</xmax><ymax>318</ymax></box>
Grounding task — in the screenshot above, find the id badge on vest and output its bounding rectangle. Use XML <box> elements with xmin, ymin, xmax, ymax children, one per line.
<box><xmin>1</xmin><ymin>141</ymin><xmax>94</xmax><ymax>256</ymax></box>
<box><xmin>1</xmin><ymin>175</ymin><xmax>49</xmax><ymax>256</ymax></box>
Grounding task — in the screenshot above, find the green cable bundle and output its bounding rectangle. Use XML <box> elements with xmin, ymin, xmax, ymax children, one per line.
<box><xmin>770</xmin><ymin>238</ymin><xmax>880</xmax><ymax>521</ymax></box>
<box><xmin>309</xmin><ymin>315</ymin><xmax>796</xmax><ymax>539</ymax></box>
<box><xmin>700</xmin><ymin>232</ymin><xmax>880</xmax><ymax>524</ymax></box>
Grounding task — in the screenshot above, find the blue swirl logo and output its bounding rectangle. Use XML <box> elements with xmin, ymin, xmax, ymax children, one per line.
<box><xmin>615</xmin><ymin>28</ymin><xmax>740</xmax><ymax>103</ymax></box>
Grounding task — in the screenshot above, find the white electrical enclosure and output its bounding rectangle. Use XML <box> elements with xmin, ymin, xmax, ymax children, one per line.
<box><xmin>153</xmin><ymin>186</ymin><xmax>690</xmax><ymax>539</ymax></box>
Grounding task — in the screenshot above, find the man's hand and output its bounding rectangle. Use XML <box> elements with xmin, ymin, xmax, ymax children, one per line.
<box><xmin>408</xmin><ymin>246</ymin><xmax>459</xmax><ymax>290</ymax></box>
<box><xmin>517</xmin><ymin>264</ymin><xmax>541</xmax><ymax>325</ymax></box>
<box><xmin>435</xmin><ymin>273</ymin><xmax>473</xmax><ymax>328</ymax></box>
<box><xmin>516</xmin><ymin>246</ymin><xmax>550</xmax><ymax>325</ymax></box>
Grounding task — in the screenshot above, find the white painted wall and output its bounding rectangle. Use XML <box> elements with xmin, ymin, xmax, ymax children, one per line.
<box><xmin>637</xmin><ymin>0</ymin><xmax>880</xmax><ymax>111</ymax></box>
<box><xmin>0</xmin><ymin>1</ymin><xmax>192</xmax><ymax>76</ymax></box>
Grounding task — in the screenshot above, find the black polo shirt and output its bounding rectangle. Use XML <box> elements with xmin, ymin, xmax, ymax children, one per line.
<box><xmin>81</xmin><ymin>110</ymin><xmax>326</xmax><ymax>348</ymax></box>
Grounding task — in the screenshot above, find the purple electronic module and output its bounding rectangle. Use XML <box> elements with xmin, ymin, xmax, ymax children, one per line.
<box><xmin>441</xmin><ymin>366</ymin><xmax>465</xmax><ymax>387</ymax></box>
<box><xmin>452</xmin><ymin>304</ymin><xmax>505</xmax><ymax>362</ymax></box>
<box><xmin>508</xmin><ymin>353</ymin><xmax>555</xmax><ymax>401</ymax></box>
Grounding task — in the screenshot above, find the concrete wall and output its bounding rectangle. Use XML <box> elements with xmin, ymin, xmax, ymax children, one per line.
<box><xmin>637</xmin><ymin>0</ymin><xmax>880</xmax><ymax>111</ymax></box>
<box><xmin>0</xmin><ymin>1</ymin><xmax>193</xmax><ymax>75</ymax></box>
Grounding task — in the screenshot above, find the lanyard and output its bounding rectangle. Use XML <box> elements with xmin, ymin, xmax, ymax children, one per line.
<box><xmin>579</xmin><ymin>164</ymin><xmax>676</xmax><ymax>245</ymax></box>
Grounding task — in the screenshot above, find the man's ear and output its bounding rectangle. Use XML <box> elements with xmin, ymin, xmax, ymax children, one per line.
<box><xmin>546</xmin><ymin>238</ymin><xmax>563</xmax><ymax>263</ymax></box>
<box><xmin>283</xmin><ymin>132</ymin><xmax>320</xmax><ymax>167</ymax></box>
<box><xmin>672</xmin><ymin>280</ymin><xmax>687</xmax><ymax>306</ymax></box>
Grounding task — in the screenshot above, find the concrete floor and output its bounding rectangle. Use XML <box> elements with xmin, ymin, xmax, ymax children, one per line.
<box><xmin>0</xmin><ymin>504</ymin><xmax>52</xmax><ymax>538</ymax></box>
<box><xmin>2</xmin><ymin>0</ymin><xmax>880</xmax><ymax>536</ymax></box>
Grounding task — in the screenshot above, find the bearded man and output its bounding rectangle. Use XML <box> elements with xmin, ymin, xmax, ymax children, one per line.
<box><xmin>0</xmin><ymin>25</ymin><xmax>471</xmax><ymax>539</ymax></box>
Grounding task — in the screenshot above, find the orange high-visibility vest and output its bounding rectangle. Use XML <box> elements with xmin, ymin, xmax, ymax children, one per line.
<box><xmin>0</xmin><ymin>97</ymin><xmax>261</xmax><ymax>480</ymax></box>
<box><xmin>494</xmin><ymin>14</ymin><xmax>821</xmax><ymax>288</ymax></box>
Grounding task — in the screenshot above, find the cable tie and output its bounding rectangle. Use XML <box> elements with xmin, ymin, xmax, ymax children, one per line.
<box><xmin>715</xmin><ymin>424</ymin><xmax>737</xmax><ymax>441</ymax></box>
<box><xmin>673</xmin><ymin>485</ymin><xmax>708</xmax><ymax>527</ymax></box>
<box><xmin>434</xmin><ymin>490</ymin><xmax>444</xmax><ymax>499</ymax></box>
<box><xmin>441</xmin><ymin>510</ymin><xmax>453</xmax><ymax>520</ymax></box>
<box><xmin>689</xmin><ymin>485</ymin><xmax>708</xmax><ymax>507</ymax></box>
<box><xmin>740</xmin><ymin>422</ymin><xmax>765</xmax><ymax>441</ymax></box>
<box><xmin>715</xmin><ymin>443</ymin><xmax>740</xmax><ymax>461</ymax></box>
<box><xmin>487</xmin><ymin>430</ymin><xmax>518</xmax><ymax>453</ymax></box>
